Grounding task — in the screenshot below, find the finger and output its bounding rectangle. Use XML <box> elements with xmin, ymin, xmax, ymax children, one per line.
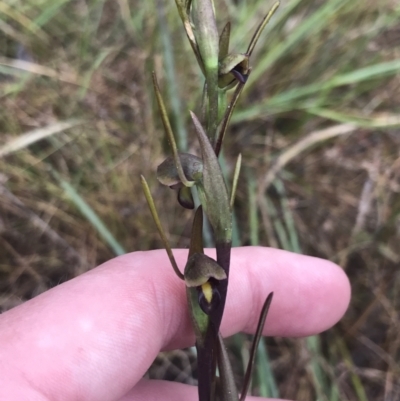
<box><xmin>220</xmin><ymin>247</ymin><xmax>350</xmax><ymax>338</ymax></box>
<box><xmin>118</xmin><ymin>379</ymin><xmax>289</xmax><ymax>401</ymax></box>
<box><xmin>0</xmin><ymin>247</ymin><xmax>350</xmax><ymax>401</ymax></box>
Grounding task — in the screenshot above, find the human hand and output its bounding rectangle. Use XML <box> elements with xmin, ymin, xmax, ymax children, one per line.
<box><xmin>0</xmin><ymin>247</ymin><xmax>350</xmax><ymax>401</ymax></box>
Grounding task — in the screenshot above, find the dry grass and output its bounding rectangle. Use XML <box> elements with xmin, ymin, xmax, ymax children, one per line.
<box><xmin>0</xmin><ymin>0</ymin><xmax>399</xmax><ymax>399</ymax></box>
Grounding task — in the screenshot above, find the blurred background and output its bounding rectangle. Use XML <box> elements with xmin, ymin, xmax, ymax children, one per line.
<box><xmin>0</xmin><ymin>0</ymin><xmax>399</xmax><ymax>399</ymax></box>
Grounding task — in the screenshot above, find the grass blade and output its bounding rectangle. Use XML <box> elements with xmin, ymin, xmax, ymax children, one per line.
<box><xmin>0</xmin><ymin>120</ymin><xmax>84</xmax><ymax>158</ymax></box>
<box><xmin>52</xmin><ymin>169</ymin><xmax>126</xmax><ymax>256</ymax></box>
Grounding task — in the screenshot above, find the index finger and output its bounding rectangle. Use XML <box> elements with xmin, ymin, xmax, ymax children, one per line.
<box><xmin>0</xmin><ymin>247</ymin><xmax>350</xmax><ymax>401</ymax></box>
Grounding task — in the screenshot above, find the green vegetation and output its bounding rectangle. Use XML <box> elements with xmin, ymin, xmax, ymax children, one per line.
<box><xmin>1</xmin><ymin>0</ymin><xmax>399</xmax><ymax>399</ymax></box>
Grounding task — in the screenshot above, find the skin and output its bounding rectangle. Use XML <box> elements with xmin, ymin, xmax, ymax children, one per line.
<box><xmin>0</xmin><ymin>247</ymin><xmax>351</xmax><ymax>401</ymax></box>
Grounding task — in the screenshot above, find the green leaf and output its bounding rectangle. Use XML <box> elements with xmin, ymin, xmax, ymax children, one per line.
<box><xmin>217</xmin><ymin>333</ymin><xmax>240</xmax><ymax>401</ymax></box>
<box><xmin>246</xmin><ymin>1</ymin><xmax>280</xmax><ymax>57</ymax></box>
<box><xmin>174</xmin><ymin>0</ymin><xmax>203</xmax><ymax>68</ymax></box>
<box><xmin>230</xmin><ymin>153</ymin><xmax>242</xmax><ymax>209</ymax></box>
<box><xmin>189</xmin><ymin>206</ymin><xmax>205</xmax><ymax>257</ymax></box>
<box><xmin>152</xmin><ymin>72</ymin><xmax>195</xmax><ymax>187</ymax></box>
<box><xmin>190</xmin><ymin>111</ymin><xmax>232</xmax><ymax>244</ymax></box>
<box><xmin>219</xmin><ymin>21</ymin><xmax>231</xmax><ymax>60</ymax></box>
<box><xmin>140</xmin><ymin>175</ymin><xmax>184</xmax><ymax>280</ymax></box>
<box><xmin>215</xmin><ymin>80</ymin><xmax>245</xmax><ymax>156</ymax></box>
<box><xmin>240</xmin><ymin>292</ymin><xmax>273</xmax><ymax>401</ymax></box>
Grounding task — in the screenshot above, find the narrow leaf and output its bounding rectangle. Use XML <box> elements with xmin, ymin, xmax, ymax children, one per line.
<box><xmin>174</xmin><ymin>0</ymin><xmax>203</xmax><ymax>69</ymax></box>
<box><xmin>140</xmin><ymin>175</ymin><xmax>184</xmax><ymax>280</ymax></box>
<box><xmin>240</xmin><ymin>292</ymin><xmax>274</xmax><ymax>401</ymax></box>
<box><xmin>219</xmin><ymin>21</ymin><xmax>231</xmax><ymax>60</ymax></box>
<box><xmin>189</xmin><ymin>205</ymin><xmax>204</xmax><ymax>257</ymax></box>
<box><xmin>215</xmin><ymin>79</ymin><xmax>246</xmax><ymax>156</ymax></box>
<box><xmin>230</xmin><ymin>153</ymin><xmax>242</xmax><ymax>208</ymax></box>
<box><xmin>190</xmin><ymin>111</ymin><xmax>232</xmax><ymax>244</ymax></box>
<box><xmin>247</xmin><ymin>1</ymin><xmax>280</xmax><ymax>57</ymax></box>
<box><xmin>217</xmin><ymin>333</ymin><xmax>240</xmax><ymax>401</ymax></box>
<box><xmin>152</xmin><ymin>72</ymin><xmax>195</xmax><ymax>187</ymax></box>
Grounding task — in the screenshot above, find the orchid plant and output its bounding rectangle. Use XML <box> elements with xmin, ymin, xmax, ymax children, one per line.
<box><xmin>141</xmin><ymin>1</ymin><xmax>279</xmax><ymax>399</ymax></box>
